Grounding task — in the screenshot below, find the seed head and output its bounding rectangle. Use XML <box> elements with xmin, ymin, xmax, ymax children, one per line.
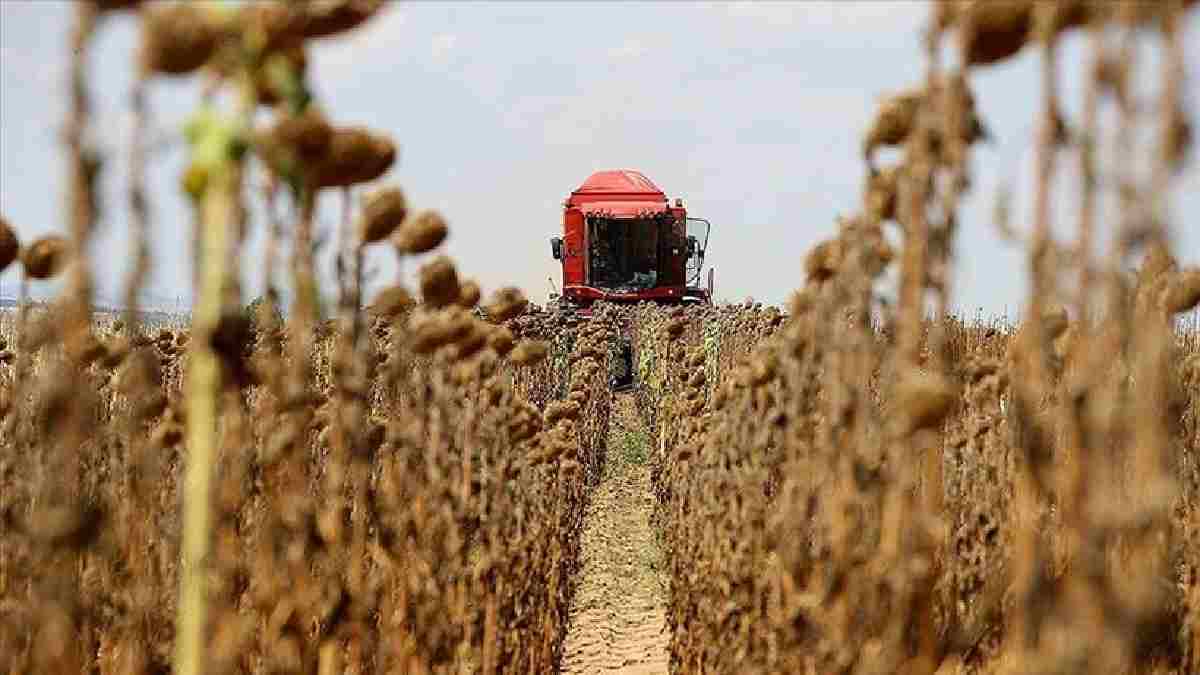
<box><xmin>864</xmin><ymin>165</ymin><xmax>901</xmax><ymax>222</ymax></box>
<box><xmin>66</xmin><ymin>330</ymin><xmax>108</xmax><ymax>367</ymax></box>
<box><xmin>358</xmin><ymin>185</ymin><xmax>407</xmax><ymax>243</ymax></box>
<box><xmin>863</xmin><ymin>77</ymin><xmax>986</xmax><ymax>162</ymax></box>
<box><xmin>485</xmin><ymin>287</ymin><xmax>528</xmax><ymax>322</ymax></box>
<box><xmin>367</xmin><ymin>285</ymin><xmax>415</xmax><ymax>319</ymax></box>
<box><xmin>545</xmin><ymin>400</ymin><xmax>581</xmax><ymax>425</ymax></box>
<box><xmin>394</xmin><ymin>210</ymin><xmax>449</xmax><ymax>255</ymax></box>
<box><xmin>804</xmin><ymin>238</ymin><xmax>843</xmax><ymax>283</ymax></box>
<box><xmin>665</xmin><ymin>318</ymin><xmax>686</xmax><ymax>340</ymax></box>
<box><xmin>313</xmin><ymin>127</ymin><xmax>395</xmax><ymax>188</ymax></box>
<box><xmin>139</xmin><ymin>2</ymin><xmax>223</xmax><ymax>77</ymax></box>
<box><xmin>21</xmin><ymin>235</ymin><xmax>70</xmax><ymax>279</ymax></box>
<box><xmin>0</xmin><ymin>216</ymin><xmax>18</xmax><ymax>273</ymax></box>
<box><xmin>956</xmin><ymin>1</ymin><xmax>1034</xmax><ymax>68</ymax></box>
<box><xmin>863</xmin><ymin>89</ymin><xmax>921</xmax><ymax>159</ymax></box>
<box><xmin>457</xmin><ymin>279</ymin><xmax>482</xmax><ymax>308</ymax></box>
<box><xmin>749</xmin><ymin>353</ymin><xmax>777</xmax><ymax>386</ymax></box>
<box><xmin>451</xmin><ymin>322</ymin><xmax>489</xmax><ymax>361</ymax></box>
<box><xmin>408</xmin><ymin>307</ymin><xmax>471</xmax><ymax>355</ymax></box>
<box><xmin>299</xmin><ymin>0</ymin><xmax>385</xmax><ymax>39</ymax></box>
<box><xmin>258</xmin><ymin>107</ymin><xmax>333</xmax><ymax>180</ymax></box>
<box><xmin>894</xmin><ymin>368</ymin><xmax>958</xmax><ymax>436</ymax></box>
<box><xmin>94</xmin><ymin>0</ymin><xmax>143</xmax><ymax>11</ymax></box>
<box><xmin>510</xmin><ymin>340</ymin><xmax>549</xmax><ymax>366</ymax></box>
<box><xmin>418</xmin><ymin>255</ymin><xmax>460</xmax><ymax>308</ymax></box>
<box><xmin>1166</xmin><ymin>269</ymin><xmax>1200</xmax><ymax>315</ymax></box>
<box><xmin>488</xmin><ymin>325</ymin><xmax>515</xmax><ymax>357</ymax></box>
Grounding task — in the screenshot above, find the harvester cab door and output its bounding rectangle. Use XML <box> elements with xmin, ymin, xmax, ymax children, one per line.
<box><xmin>656</xmin><ymin>214</ymin><xmax>688</xmax><ymax>287</ymax></box>
<box><xmin>561</xmin><ymin>208</ymin><xmax>586</xmax><ymax>287</ymax></box>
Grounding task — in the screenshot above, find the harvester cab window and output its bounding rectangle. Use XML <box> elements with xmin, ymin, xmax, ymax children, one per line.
<box><xmin>684</xmin><ymin>217</ymin><xmax>710</xmax><ymax>285</ymax></box>
<box><xmin>589</xmin><ymin>217</ymin><xmax>660</xmax><ymax>290</ymax></box>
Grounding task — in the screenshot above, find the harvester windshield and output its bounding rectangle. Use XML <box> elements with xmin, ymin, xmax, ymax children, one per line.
<box><xmin>588</xmin><ymin>217</ymin><xmax>661</xmax><ymax>290</ymax></box>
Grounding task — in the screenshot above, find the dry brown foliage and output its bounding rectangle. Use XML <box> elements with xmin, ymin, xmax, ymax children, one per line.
<box><xmin>1</xmin><ymin>3</ymin><xmax>614</xmax><ymax>672</ymax></box>
<box><xmin>635</xmin><ymin>4</ymin><xmax>1200</xmax><ymax>675</ymax></box>
<box><xmin>1</xmin><ymin>3</ymin><xmax>1199</xmax><ymax>675</ymax></box>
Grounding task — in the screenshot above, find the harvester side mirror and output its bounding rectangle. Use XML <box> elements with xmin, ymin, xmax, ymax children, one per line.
<box><xmin>687</xmin><ymin>235</ymin><xmax>698</xmax><ymax>257</ymax></box>
<box><xmin>550</xmin><ymin>237</ymin><xmax>563</xmax><ymax>260</ymax></box>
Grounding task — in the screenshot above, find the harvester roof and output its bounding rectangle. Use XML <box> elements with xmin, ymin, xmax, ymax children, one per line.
<box><xmin>573</xmin><ymin>170</ymin><xmax>664</xmax><ymax>196</ymax></box>
<box><xmin>568</xmin><ymin>170</ymin><xmax>669</xmax><ymax>217</ymax></box>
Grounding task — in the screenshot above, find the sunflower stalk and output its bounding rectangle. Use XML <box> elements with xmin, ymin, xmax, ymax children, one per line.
<box><xmin>173</xmin><ymin>97</ymin><xmax>247</xmax><ymax>675</ymax></box>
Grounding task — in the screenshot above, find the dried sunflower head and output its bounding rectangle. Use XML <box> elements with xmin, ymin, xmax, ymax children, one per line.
<box><xmin>457</xmin><ymin>279</ymin><xmax>482</xmax><ymax>308</ymax></box>
<box><xmin>393</xmin><ymin>210</ymin><xmax>449</xmax><ymax>255</ymax></box>
<box><xmin>488</xmin><ymin>325</ymin><xmax>516</xmax><ymax>357</ymax></box>
<box><xmin>21</xmin><ymin>235</ymin><xmax>70</xmax><ymax>280</ymax></box>
<box><xmin>408</xmin><ymin>307</ymin><xmax>471</xmax><ymax>355</ymax></box>
<box><xmin>664</xmin><ymin>318</ymin><xmax>686</xmax><ymax>340</ymax></box>
<box><xmin>956</xmin><ymin>0</ymin><xmax>1034</xmax><ymax>68</ymax></box>
<box><xmin>257</xmin><ymin>107</ymin><xmax>333</xmax><ymax>182</ymax></box>
<box><xmin>299</xmin><ymin>0</ymin><xmax>386</xmax><ymax>39</ymax></box>
<box><xmin>864</xmin><ymin>165</ymin><xmax>901</xmax><ymax>222</ymax></box>
<box><xmin>863</xmin><ymin>88</ymin><xmax>922</xmax><ymax>158</ymax></box>
<box><xmin>894</xmin><ymin>367</ymin><xmax>958</xmax><ymax>436</ymax></box>
<box><xmin>367</xmin><ymin>285</ymin><xmax>415</xmax><ymax>320</ymax></box>
<box><xmin>804</xmin><ymin>238</ymin><xmax>843</xmax><ymax>284</ymax></box>
<box><xmin>485</xmin><ymin>287</ymin><xmax>528</xmax><ymax>322</ymax></box>
<box><xmin>139</xmin><ymin>2</ymin><xmax>224</xmax><ymax>77</ymax></box>
<box><xmin>313</xmin><ymin>127</ymin><xmax>395</xmax><ymax>188</ymax></box>
<box><xmin>510</xmin><ymin>340</ymin><xmax>549</xmax><ymax>366</ymax></box>
<box><xmin>450</xmin><ymin>322</ymin><xmax>489</xmax><ymax>361</ymax></box>
<box><xmin>0</xmin><ymin>215</ymin><xmax>18</xmax><ymax>273</ymax></box>
<box><xmin>1166</xmin><ymin>269</ymin><xmax>1200</xmax><ymax>315</ymax></box>
<box><xmin>358</xmin><ymin>185</ymin><xmax>407</xmax><ymax>244</ymax></box>
<box><xmin>418</xmin><ymin>256</ymin><xmax>460</xmax><ymax>309</ymax></box>
<box><xmin>94</xmin><ymin>0</ymin><xmax>143</xmax><ymax>11</ymax></box>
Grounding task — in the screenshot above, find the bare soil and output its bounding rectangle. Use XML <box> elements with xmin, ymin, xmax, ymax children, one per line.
<box><xmin>560</xmin><ymin>394</ymin><xmax>669</xmax><ymax>674</ymax></box>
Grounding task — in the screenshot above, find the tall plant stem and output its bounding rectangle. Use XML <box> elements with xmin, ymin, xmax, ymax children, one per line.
<box><xmin>174</xmin><ymin>163</ymin><xmax>239</xmax><ymax>675</ymax></box>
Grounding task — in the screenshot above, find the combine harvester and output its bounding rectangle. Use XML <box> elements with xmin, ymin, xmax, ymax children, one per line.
<box><xmin>548</xmin><ymin>169</ymin><xmax>713</xmax><ymax>388</ymax></box>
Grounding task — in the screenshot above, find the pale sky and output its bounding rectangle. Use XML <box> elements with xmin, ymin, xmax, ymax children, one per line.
<box><xmin>1</xmin><ymin>1</ymin><xmax>1197</xmax><ymax>317</ymax></box>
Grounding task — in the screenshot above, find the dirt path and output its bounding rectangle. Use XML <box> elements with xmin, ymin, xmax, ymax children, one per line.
<box><xmin>560</xmin><ymin>394</ymin><xmax>670</xmax><ymax>674</ymax></box>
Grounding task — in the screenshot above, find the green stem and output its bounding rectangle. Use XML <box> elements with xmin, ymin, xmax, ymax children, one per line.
<box><xmin>174</xmin><ymin>163</ymin><xmax>237</xmax><ymax>675</ymax></box>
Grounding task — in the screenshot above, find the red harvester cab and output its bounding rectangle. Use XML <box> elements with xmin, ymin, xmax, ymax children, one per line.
<box><xmin>550</xmin><ymin>170</ymin><xmax>712</xmax><ymax>311</ymax></box>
